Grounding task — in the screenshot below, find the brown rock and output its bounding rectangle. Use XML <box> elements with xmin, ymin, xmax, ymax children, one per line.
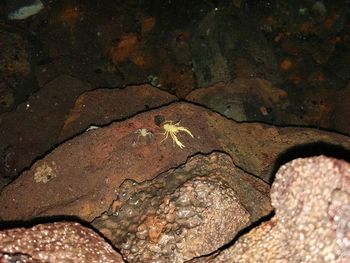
<box><xmin>0</xmin><ymin>222</ymin><xmax>124</xmax><ymax>263</ymax></box>
<box><xmin>190</xmin><ymin>10</ymin><xmax>280</xmax><ymax>87</ymax></box>
<box><xmin>0</xmin><ymin>252</ymin><xmax>43</xmax><ymax>263</ymax></box>
<box><xmin>201</xmin><ymin>156</ymin><xmax>350</xmax><ymax>263</ymax></box>
<box><xmin>186</xmin><ymin>78</ymin><xmax>339</xmax><ymax>132</ymax></box>
<box><xmin>93</xmin><ymin>152</ymin><xmax>271</xmax><ymax>262</ymax></box>
<box><xmin>0</xmin><ymin>28</ymin><xmax>36</xmax><ymax>113</ymax></box>
<box><xmin>0</xmin><ymin>80</ymin><xmax>176</xmax><ymax>182</ymax></box>
<box><xmin>0</xmin><ymin>252</ymin><xmax>45</xmax><ymax>263</ymax></box>
<box><xmin>0</xmin><ymin>102</ymin><xmax>349</xmax><ymax>222</ymax></box>
<box><xmin>333</xmin><ymin>80</ymin><xmax>350</xmax><ymax>136</ymax></box>
<box><xmin>186</xmin><ymin>78</ymin><xmax>288</xmax><ymax>122</ymax></box>
<box><xmin>0</xmin><ymin>75</ymin><xmax>93</xmax><ymax>180</ymax></box>
<box><xmin>58</xmin><ymin>84</ymin><xmax>177</xmax><ymax>141</ymax></box>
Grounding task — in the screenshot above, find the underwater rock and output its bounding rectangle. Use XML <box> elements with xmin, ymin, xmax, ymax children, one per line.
<box><xmin>191</xmin><ymin>9</ymin><xmax>280</xmax><ymax>87</ymax></box>
<box><xmin>0</xmin><ymin>79</ymin><xmax>175</xmax><ymax>186</ymax></box>
<box><xmin>333</xmin><ymin>80</ymin><xmax>350</xmax><ymax>136</ymax></box>
<box><xmin>186</xmin><ymin>78</ymin><xmax>287</xmax><ymax>123</ymax></box>
<box><xmin>0</xmin><ymin>75</ymin><xmax>92</xmax><ymax>182</ymax></box>
<box><xmin>93</xmin><ymin>152</ymin><xmax>271</xmax><ymax>262</ymax></box>
<box><xmin>0</xmin><ymin>102</ymin><xmax>349</xmax><ymax>222</ymax></box>
<box><xmin>0</xmin><ymin>222</ymin><xmax>124</xmax><ymax>262</ymax></box>
<box><xmin>0</xmin><ymin>28</ymin><xmax>36</xmax><ymax>113</ymax></box>
<box><xmin>58</xmin><ymin>84</ymin><xmax>177</xmax><ymax>141</ymax></box>
<box><xmin>195</xmin><ymin>156</ymin><xmax>350</xmax><ymax>262</ymax></box>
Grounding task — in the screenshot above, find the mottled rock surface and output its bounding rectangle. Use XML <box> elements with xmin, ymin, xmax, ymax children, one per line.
<box><xmin>58</xmin><ymin>84</ymin><xmax>177</xmax><ymax>141</ymax></box>
<box><xmin>197</xmin><ymin>156</ymin><xmax>350</xmax><ymax>263</ymax></box>
<box><xmin>334</xmin><ymin>80</ymin><xmax>350</xmax><ymax>136</ymax></box>
<box><xmin>186</xmin><ymin>78</ymin><xmax>287</xmax><ymax>123</ymax></box>
<box><xmin>0</xmin><ymin>75</ymin><xmax>93</xmax><ymax>182</ymax></box>
<box><xmin>0</xmin><ymin>80</ymin><xmax>175</xmax><ymax>184</ymax></box>
<box><xmin>0</xmin><ymin>252</ymin><xmax>43</xmax><ymax>263</ymax></box>
<box><xmin>0</xmin><ymin>222</ymin><xmax>124</xmax><ymax>263</ymax></box>
<box><xmin>0</xmin><ymin>28</ymin><xmax>36</xmax><ymax>113</ymax></box>
<box><xmin>190</xmin><ymin>9</ymin><xmax>279</xmax><ymax>87</ymax></box>
<box><xmin>93</xmin><ymin>152</ymin><xmax>272</xmax><ymax>262</ymax></box>
<box><xmin>186</xmin><ymin>78</ymin><xmax>346</xmax><ymax>134</ymax></box>
<box><xmin>0</xmin><ymin>102</ymin><xmax>349</xmax><ymax>222</ymax></box>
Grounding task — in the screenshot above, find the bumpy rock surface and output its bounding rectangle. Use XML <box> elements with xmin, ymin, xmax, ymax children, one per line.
<box><xmin>0</xmin><ymin>222</ymin><xmax>124</xmax><ymax>263</ymax></box>
<box><xmin>93</xmin><ymin>152</ymin><xmax>272</xmax><ymax>262</ymax></box>
<box><xmin>200</xmin><ymin>156</ymin><xmax>350</xmax><ymax>263</ymax></box>
<box><xmin>0</xmin><ymin>252</ymin><xmax>42</xmax><ymax>263</ymax></box>
<box><xmin>1</xmin><ymin>102</ymin><xmax>349</xmax><ymax>222</ymax></box>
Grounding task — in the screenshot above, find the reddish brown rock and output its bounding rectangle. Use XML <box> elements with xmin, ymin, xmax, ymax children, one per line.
<box><xmin>0</xmin><ymin>102</ymin><xmax>349</xmax><ymax>222</ymax></box>
<box><xmin>0</xmin><ymin>28</ymin><xmax>36</xmax><ymax>113</ymax></box>
<box><xmin>58</xmin><ymin>84</ymin><xmax>177</xmax><ymax>141</ymax></box>
<box><xmin>186</xmin><ymin>78</ymin><xmax>288</xmax><ymax>123</ymax></box>
<box><xmin>0</xmin><ymin>222</ymin><xmax>124</xmax><ymax>263</ymax></box>
<box><xmin>0</xmin><ymin>79</ymin><xmax>176</xmax><ymax>182</ymax></box>
<box><xmin>190</xmin><ymin>10</ymin><xmax>280</xmax><ymax>88</ymax></box>
<box><xmin>333</xmin><ymin>80</ymin><xmax>350</xmax><ymax>136</ymax></box>
<box><xmin>186</xmin><ymin>78</ymin><xmax>340</xmax><ymax>132</ymax></box>
<box><xmin>0</xmin><ymin>75</ymin><xmax>93</xmax><ymax>181</ymax></box>
<box><xmin>93</xmin><ymin>152</ymin><xmax>271</xmax><ymax>262</ymax></box>
<box><xmin>197</xmin><ymin>156</ymin><xmax>350</xmax><ymax>263</ymax></box>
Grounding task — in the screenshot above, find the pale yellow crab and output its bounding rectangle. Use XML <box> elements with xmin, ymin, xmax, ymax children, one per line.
<box><xmin>135</xmin><ymin>128</ymin><xmax>154</xmax><ymax>140</ymax></box>
<box><xmin>161</xmin><ymin>121</ymin><xmax>194</xmax><ymax>149</ymax></box>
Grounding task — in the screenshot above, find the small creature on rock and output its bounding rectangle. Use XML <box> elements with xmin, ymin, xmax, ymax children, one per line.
<box><xmin>161</xmin><ymin>121</ymin><xmax>194</xmax><ymax>149</ymax></box>
<box><xmin>135</xmin><ymin>128</ymin><xmax>154</xmax><ymax>141</ymax></box>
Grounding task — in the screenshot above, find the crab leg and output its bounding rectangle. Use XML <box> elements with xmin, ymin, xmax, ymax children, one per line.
<box><xmin>177</xmin><ymin>127</ymin><xmax>194</xmax><ymax>138</ymax></box>
<box><xmin>160</xmin><ymin>131</ymin><xmax>169</xmax><ymax>143</ymax></box>
<box><xmin>171</xmin><ymin>132</ymin><xmax>185</xmax><ymax>148</ymax></box>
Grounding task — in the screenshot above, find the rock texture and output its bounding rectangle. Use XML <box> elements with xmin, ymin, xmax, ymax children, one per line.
<box><xmin>0</xmin><ymin>222</ymin><xmax>124</xmax><ymax>263</ymax></box>
<box><xmin>196</xmin><ymin>156</ymin><xmax>350</xmax><ymax>263</ymax></box>
<box><xmin>186</xmin><ymin>78</ymin><xmax>288</xmax><ymax>123</ymax></box>
<box><xmin>0</xmin><ymin>252</ymin><xmax>42</xmax><ymax>263</ymax></box>
<box><xmin>334</xmin><ymin>80</ymin><xmax>350</xmax><ymax>136</ymax></box>
<box><xmin>0</xmin><ymin>79</ymin><xmax>176</xmax><ymax>182</ymax></box>
<box><xmin>186</xmin><ymin>78</ymin><xmax>348</xmax><ymax>135</ymax></box>
<box><xmin>0</xmin><ymin>75</ymin><xmax>93</xmax><ymax>181</ymax></box>
<box><xmin>93</xmin><ymin>152</ymin><xmax>272</xmax><ymax>262</ymax></box>
<box><xmin>58</xmin><ymin>84</ymin><xmax>177</xmax><ymax>141</ymax></box>
<box><xmin>0</xmin><ymin>102</ymin><xmax>349</xmax><ymax>222</ymax></box>
<box><xmin>0</xmin><ymin>28</ymin><xmax>36</xmax><ymax>113</ymax></box>
<box><xmin>190</xmin><ymin>9</ymin><xmax>280</xmax><ymax>87</ymax></box>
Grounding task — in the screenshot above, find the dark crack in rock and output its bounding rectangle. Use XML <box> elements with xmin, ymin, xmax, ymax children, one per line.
<box><xmin>202</xmin><ymin>156</ymin><xmax>350</xmax><ymax>263</ymax></box>
<box><xmin>0</xmin><ymin>222</ymin><xmax>124</xmax><ymax>263</ymax></box>
<box><xmin>93</xmin><ymin>152</ymin><xmax>272</xmax><ymax>262</ymax></box>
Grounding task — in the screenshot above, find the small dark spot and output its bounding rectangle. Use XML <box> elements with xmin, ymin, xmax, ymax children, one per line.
<box><xmin>154</xmin><ymin>115</ymin><xmax>165</xmax><ymax>126</ymax></box>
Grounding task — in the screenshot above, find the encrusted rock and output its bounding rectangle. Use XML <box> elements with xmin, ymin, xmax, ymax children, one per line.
<box><xmin>93</xmin><ymin>152</ymin><xmax>272</xmax><ymax>262</ymax></box>
<box><xmin>0</xmin><ymin>252</ymin><xmax>42</xmax><ymax>263</ymax></box>
<box><xmin>0</xmin><ymin>222</ymin><xmax>124</xmax><ymax>263</ymax></box>
<box><xmin>2</xmin><ymin>102</ymin><xmax>348</xmax><ymax>222</ymax></box>
<box><xmin>203</xmin><ymin>156</ymin><xmax>350</xmax><ymax>263</ymax></box>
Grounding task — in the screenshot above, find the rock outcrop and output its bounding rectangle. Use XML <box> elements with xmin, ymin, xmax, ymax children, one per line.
<box><xmin>93</xmin><ymin>152</ymin><xmax>272</xmax><ymax>262</ymax></box>
<box><xmin>0</xmin><ymin>222</ymin><xmax>124</xmax><ymax>263</ymax></box>
<box><xmin>193</xmin><ymin>156</ymin><xmax>350</xmax><ymax>263</ymax></box>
